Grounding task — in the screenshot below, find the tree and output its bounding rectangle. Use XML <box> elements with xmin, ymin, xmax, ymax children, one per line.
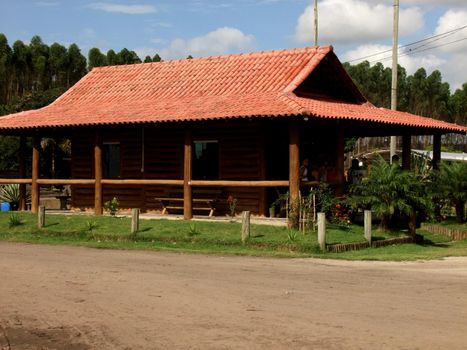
<box><xmin>30</xmin><ymin>35</ymin><xmax>50</xmax><ymax>90</ymax></box>
<box><xmin>11</xmin><ymin>40</ymin><xmax>31</xmax><ymax>97</ymax></box>
<box><xmin>106</xmin><ymin>49</ymin><xmax>117</xmax><ymax>65</ymax></box>
<box><xmin>67</xmin><ymin>44</ymin><xmax>87</xmax><ymax>86</ymax></box>
<box><xmin>449</xmin><ymin>83</ymin><xmax>467</xmax><ymax>125</ymax></box>
<box><xmin>49</xmin><ymin>43</ymin><xmax>68</xmax><ymax>88</ymax></box>
<box><xmin>152</xmin><ymin>53</ymin><xmax>161</xmax><ymax>62</ymax></box>
<box><xmin>88</xmin><ymin>48</ymin><xmax>107</xmax><ymax>69</ymax></box>
<box><xmin>0</xmin><ymin>34</ymin><xmax>12</xmax><ymax>104</ymax></box>
<box><xmin>433</xmin><ymin>162</ymin><xmax>467</xmax><ymax>223</ymax></box>
<box><xmin>143</xmin><ymin>55</ymin><xmax>152</xmax><ymax>63</ymax></box>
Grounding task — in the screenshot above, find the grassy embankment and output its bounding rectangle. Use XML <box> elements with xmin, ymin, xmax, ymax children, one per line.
<box><xmin>0</xmin><ymin>212</ymin><xmax>466</xmax><ymax>260</ymax></box>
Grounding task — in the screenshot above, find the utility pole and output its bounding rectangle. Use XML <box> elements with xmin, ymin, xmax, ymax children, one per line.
<box><xmin>313</xmin><ymin>0</ymin><xmax>318</xmax><ymax>46</ymax></box>
<box><xmin>390</xmin><ymin>0</ymin><xmax>399</xmax><ymax>163</ymax></box>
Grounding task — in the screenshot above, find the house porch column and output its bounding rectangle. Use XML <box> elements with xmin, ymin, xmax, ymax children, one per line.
<box><xmin>31</xmin><ymin>134</ymin><xmax>40</xmax><ymax>214</ymax></box>
<box><xmin>289</xmin><ymin>121</ymin><xmax>300</xmax><ymax>228</ymax></box>
<box><xmin>335</xmin><ymin>126</ymin><xmax>345</xmax><ymax>195</ymax></box>
<box><xmin>402</xmin><ymin>135</ymin><xmax>411</xmax><ymax>170</ymax></box>
<box><xmin>19</xmin><ymin>135</ymin><xmax>27</xmax><ymax>211</ymax></box>
<box><xmin>432</xmin><ymin>134</ymin><xmax>441</xmax><ymax>170</ymax></box>
<box><xmin>184</xmin><ymin>128</ymin><xmax>193</xmax><ymax>220</ymax></box>
<box><xmin>94</xmin><ymin>130</ymin><xmax>103</xmax><ymax>215</ymax></box>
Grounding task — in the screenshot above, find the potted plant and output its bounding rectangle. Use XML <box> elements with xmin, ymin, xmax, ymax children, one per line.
<box><xmin>0</xmin><ymin>184</ymin><xmax>30</xmax><ymax>211</ymax></box>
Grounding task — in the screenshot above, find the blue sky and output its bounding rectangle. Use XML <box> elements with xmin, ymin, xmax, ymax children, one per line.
<box><xmin>1</xmin><ymin>0</ymin><xmax>466</xmax><ymax>89</ymax></box>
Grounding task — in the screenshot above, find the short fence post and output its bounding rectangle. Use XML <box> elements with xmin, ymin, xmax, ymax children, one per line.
<box><xmin>38</xmin><ymin>205</ymin><xmax>45</xmax><ymax>229</ymax></box>
<box><xmin>317</xmin><ymin>212</ymin><xmax>326</xmax><ymax>251</ymax></box>
<box><xmin>131</xmin><ymin>208</ymin><xmax>140</xmax><ymax>235</ymax></box>
<box><xmin>241</xmin><ymin>211</ymin><xmax>250</xmax><ymax>243</ymax></box>
<box><xmin>364</xmin><ymin>210</ymin><xmax>372</xmax><ymax>243</ymax></box>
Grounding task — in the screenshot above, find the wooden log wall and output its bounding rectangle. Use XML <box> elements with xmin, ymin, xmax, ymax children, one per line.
<box><xmin>70</xmin><ymin>123</ymin><xmax>267</xmax><ymax>215</ymax></box>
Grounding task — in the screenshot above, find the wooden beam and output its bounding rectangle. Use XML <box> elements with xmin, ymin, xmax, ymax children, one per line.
<box><xmin>190</xmin><ymin>180</ymin><xmax>290</xmax><ymax>187</ymax></box>
<box><xmin>432</xmin><ymin>134</ymin><xmax>441</xmax><ymax>170</ymax></box>
<box><xmin>289</xmin><ymin>121</ymin><xmax>300</xmax><ymax>228</ymax></box>
<box><xmin>402</xmin><ymin>135</ymin><xmax>411</xmax><ymax>170</ymax></box>
<box><xmin>101</xmin><ymin>179</ymin><xmax>183</xmax><ymax>185</ymax></box>
<box><xmin>94</xmin><ymin>130</ymin><xmax>103</xmax><ymax>215</ymax></box>
<box><xmin>37</xmin><ymin>179</ymin><xmax>96</xmax><ymax>185</ymax></box>
<box><xmin>184</xmin><ymin>128</ymin><xmax>193</xmax><ymax>220</ymax></box>
<box><xmin>0</xmin><ymin>179</ymin><xmax>32</xmax><ymax>184</ymax></box>
<box><xmin>335</xmin><ymin>126</ymin><xmax>345</xmax><ymax>195</ymax></box>
<box><xmin>31</xmin><ymin>135</ymin><xmax>40</xmax><ymax>214</ymax></box>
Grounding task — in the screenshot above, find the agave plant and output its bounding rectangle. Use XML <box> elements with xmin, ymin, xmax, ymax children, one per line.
<box><xmin>0</xmin><ymin>184</ymin><xmax>31</xmax><ymax>207</ymax></box>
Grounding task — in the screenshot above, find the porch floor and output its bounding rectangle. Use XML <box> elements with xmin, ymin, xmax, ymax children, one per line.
<box><xmin>41</xmin><ymin>210</ymin><xmax>288</xmax><ymax>227</ymax></box>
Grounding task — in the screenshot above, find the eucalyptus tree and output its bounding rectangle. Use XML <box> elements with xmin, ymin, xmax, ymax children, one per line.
<box><xmin>49</xmin><ymin>42</ymin><xmax>68</xmax><ymax>87</ymax></box>
<box><xmin>0</xmin><ymin>34</ymin><xmax>12</xmax><ymax>104</ymax></box>
<box><xmin>88</xmin><ymin>47</ymin><xmax>107</xmax><ymax>69</ymax></box>
<box><xmin>67</xmin><ymin>44</ymin><xmax>87</xmax><ymax>86</ymax></box>
<box><xmin>30</xmin><ymin>35</ymin><xmax>50</xmax><ymax>90</ymax></box>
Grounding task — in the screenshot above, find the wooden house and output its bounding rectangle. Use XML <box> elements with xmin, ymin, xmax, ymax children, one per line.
<box><xmin>0</xmin><ymin>46</ymin><xmax>465</xmax><ymax>219</ymax></box>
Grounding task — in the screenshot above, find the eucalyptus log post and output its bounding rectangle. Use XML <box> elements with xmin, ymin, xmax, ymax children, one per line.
<box><xmin>335</xmin><ymin>126</ymin><xmax>345</xmax><ymax>195</ymax></box>
<box><xmin>131</xmin><ymin>208</ymin><xmax>140</xmax><ymax>234</ymax></box>
<box><xmin>184</xmin><ymin>129</ymin><xmax>193</xmax><ymax>220</ymax></box>
<box><xmin>317</xmin><ymin>212</ymin><xmax>326</xmax><ymax>251</ymax></box>
<box><xmin>432</xmin><ymin>134</ymin><xmax>441</xmax><ymax>170</ymax></box>
<box><xmin>364</xmin><ymin>210</ymin><xmax>372</xmax><ymax>243</ymax></box>
<box><xmin>38</xmin><ymin>205</ymin><xmax>45</xmax><ymax>228</ymax></box>
<box><xmin>19</xmin><ymin>135</ymin><xmax>26</xmax><ymax>211</ymax></box>
<box><xmin>31</xmin><ymin>135</ymin><xmax>40</xmax><ymax>214</ymax></box>
<box><xmin>241</xmin><ymin>211</ymin><xmax>250</xmax><ymax>243</ymax></box>
<box><xmin>94</xmin><ymin>130</ymin><xmax>103</xmax><ymax>215</ymax></box>
<box><xmin>288</xmin><ymin>122</ymin><xmax>300</xmax><ymax>228</ymax></box>
<box><xmin>402</xmin><ymin>135</ymin><xmax>411</xmax><ymax>170</ymax></box>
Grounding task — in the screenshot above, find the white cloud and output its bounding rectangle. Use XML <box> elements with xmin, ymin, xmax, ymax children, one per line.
<box><xmin>156</xmin><ymin>27</ymin><xmax>255</xmax><ymax>60</ymax></box>
<box><xmin>88</xmin><ymin>2</ymin><xmax>157</xmax><ymax>15</ymax></box>
<box><xmin>294</xmin><ymin>0</ymin><xmax>424</xmax><ymax>44</ymax></box>
<box><xmin>344</xmin><ymin>43</ymin><xmax>446</xmax><ymax>75</ymax></box>
<box><xmin>434</xmin><ymin>9</ymin><xmax>467</xmax><ymax>53</ymax></box>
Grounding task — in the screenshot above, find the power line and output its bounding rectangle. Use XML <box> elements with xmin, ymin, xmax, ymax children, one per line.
<box><xmin>367</xmin><ymin>37</ymin><xmax>467</xmax><ymax>64</ymax></box>
<box><xmin>346</xmin><ymin>24</ymin><xmax>467</xmax><ymax>63</ymax></box>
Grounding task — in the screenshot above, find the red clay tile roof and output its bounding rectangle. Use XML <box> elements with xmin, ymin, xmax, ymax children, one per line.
<box><xmin>0</xmin><ymin>46</ymin><xmax>465</xmax><ymax>133</ymax></box>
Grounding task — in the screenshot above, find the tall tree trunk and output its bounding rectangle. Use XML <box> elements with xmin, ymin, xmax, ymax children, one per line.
<box><xmin>408</xmin><ymin>209</ymin><xmax>417</xmax><ymax>236</ymax></box>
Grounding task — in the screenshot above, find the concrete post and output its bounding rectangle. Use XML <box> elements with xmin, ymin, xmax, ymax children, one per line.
<box><xmin>364</xmin><ymin>210</ymin><xmax>372</xmax><ymax>243</ymax></box>
<box><xmin>38</xmin><ymin>205</ymin><xmax>45</xmax><ymax>229</ymax></box>
<box><xmin>241</xmin><ymin>211</ymin><xmax>250</xmax><ymax>243</ymax></box>
<box><xmin>131</xmin><ymin>208</ymin><xmax>140</xmax><ymax>234</ymax></box>
<box><xmin>317</xmin><ymin>212</ymin><xmax>326</xmax><ymax>251</ymax></box>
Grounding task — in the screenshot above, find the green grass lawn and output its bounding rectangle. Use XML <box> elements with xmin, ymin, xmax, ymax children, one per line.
<box><xmin>0</xmin><ymin>212</ymin><xmax>466</xmax><ymax>260</ymax></box>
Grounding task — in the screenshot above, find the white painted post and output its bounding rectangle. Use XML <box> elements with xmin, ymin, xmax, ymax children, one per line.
<box><xmin>38</xmin><ymin>205</ymin><xmax>45</xmax><ymax>229</ymax></box>
<box><xmin>364</xmin><ymin>210</ymin><xmax>372</xmax><ymax>243</ymax></box>
<box><xmin>131</xmin><ymin>208</ymin><xmax>140</xmax><ymax>234</ymax></box>
<box><xmin>241</xmin><ymin>211</ymin><xmax>250</xmax><ymax>243</ymax></box>
<box><xmin>317</xmin><ymin>212</ymin><xmax>326</xmax><ymax>251</ymax></box>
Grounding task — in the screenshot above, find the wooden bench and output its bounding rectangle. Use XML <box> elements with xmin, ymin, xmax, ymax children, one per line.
<box><xmin>155</xmin><ymin>188</ymin><xmax>223</xmax><ymax>217</ymax></box>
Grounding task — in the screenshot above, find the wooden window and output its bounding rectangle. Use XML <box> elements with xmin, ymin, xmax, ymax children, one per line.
<box><xmin>103</xmin><ymin>142</ymin><xmax>120</xmax><ymax>178</ymax></box>
<box><xmin>193</xmin><ymin>140</ymin><xmax>218</xmax><ymax>180</ymax></box>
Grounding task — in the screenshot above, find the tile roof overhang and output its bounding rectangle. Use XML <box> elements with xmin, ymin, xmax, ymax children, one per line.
<box><xmin>0</xmin><ymin>46</ymin><xmax>465</xmax><ymax>134</ymax></box>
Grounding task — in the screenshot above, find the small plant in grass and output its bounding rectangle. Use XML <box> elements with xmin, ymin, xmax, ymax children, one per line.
<box><xmin>187</xmin><ymin>223</ymin><xmax>200</xmax><ymax>237</ymax></box>
<box><xmin>85</xmin><ymin>220</ymin><xmax>98</xmax><ymax>233</ymax></box>
<box><xmin>286</xmin><ymin>229</ymin><xmax>298</xmax><ymax>242</ymax></box>
<box><xmin>104</xmin><ymin>197</ymin><xmax>119</xmax><ymax>216</ymax></box>
<box><xmin>227</xmin><ymin>195</ymin><xmax>238</xmax><ymax>218</ymax></box>
<box><xmin>8</xmin><ymin>213</ymin><xmax>23</xmax><ymax>228</ymax></box>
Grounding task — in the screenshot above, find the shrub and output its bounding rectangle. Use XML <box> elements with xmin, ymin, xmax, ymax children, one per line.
<box><xmin>104</xmin><ymin>197</ymin><xmax>119</xmax><ymax>216</ymax></box>
<box><xmin>8</xmin><ymin>213</ymin><xmax>23</xmax><ymax>228</ymax></box>
<box><xmin>348</xmin><ymin>155</ymin><xmax>432</xmax><ymax>232</ymax></box>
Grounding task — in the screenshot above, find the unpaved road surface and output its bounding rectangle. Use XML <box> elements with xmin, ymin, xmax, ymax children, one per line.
<box><xmin>1</xmin><ymin>242</ymin><xmax>466</xmax><ymax>350</ymax></box>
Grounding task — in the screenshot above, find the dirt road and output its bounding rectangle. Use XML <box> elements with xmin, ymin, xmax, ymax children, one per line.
<box><xmin>1</xmin><ymin>242</ymin><xmax>466</xmax><ymax>349</ymax></box>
